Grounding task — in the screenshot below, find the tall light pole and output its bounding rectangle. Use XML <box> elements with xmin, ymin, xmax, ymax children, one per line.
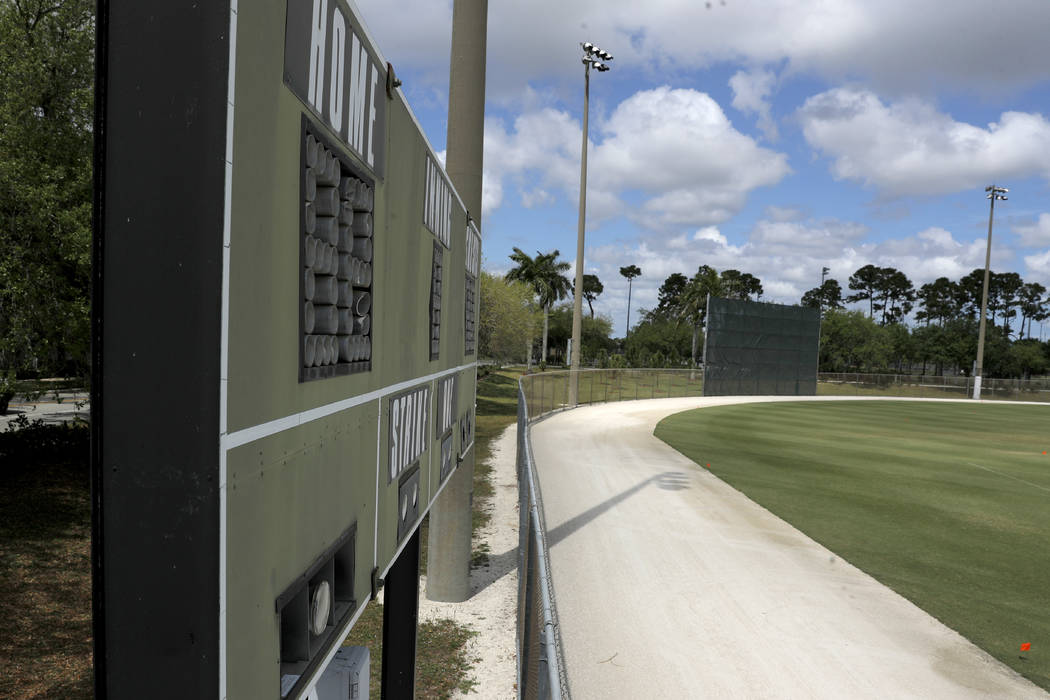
<box><xmin>974</xmin><ymin>184</ymin><xmax>1008</xmax><ymax>400</ymax></box>
<box><xmin>819</xmin><ymin>266</ymin><xmax>830</xmax><ymax>313</ymax></box>
<box><xmin>569</xmin><ymin>42</ymin><xmax>612</xmax><ymax>406</ymax></box>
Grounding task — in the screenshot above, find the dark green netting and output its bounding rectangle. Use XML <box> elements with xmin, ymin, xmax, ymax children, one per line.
<box><xmin>702</xmin><ymin>297</ymin><xmax>820</xmax><ymax>396</ymax></box>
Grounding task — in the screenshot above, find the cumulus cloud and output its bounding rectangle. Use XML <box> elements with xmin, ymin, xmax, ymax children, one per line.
<box><xmin>481</xmin><ymin>87</ymin><xmax>789</xmax><ymax>226</ymax></box>
<box><xmin>1024</xmin><ymin>250</ymin><xmax>1050</xmax><ymax>284</ymax></box>
<box><xmin>1013</xmin><ymin>213</ymin><xmax>1050</xmax><ymax>248</ymax></box>
<box><xmin>729</xmin><ymin>69</ymin><xmax>778</xmax><ymax>140</ymax></box>
<box><xmin>798</xmin><ymin>88</ymin><xmax>1050</xmax><ymax>197</ymax></box>
<box><xmin>764</xmin><ymin>205</ymin><xmax>805</xmax><ymax>222</ymax></box>
<box><xmin>356</xmin><ymin>0</ymin><xmax>1050</xmax><ymax>101</ymax></box>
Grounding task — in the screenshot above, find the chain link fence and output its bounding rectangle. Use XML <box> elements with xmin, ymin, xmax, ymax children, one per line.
<box><xmin>516</xmin><ymin>383</ymin><xmax>564</xmax><ymax>700</ymax></box>
<box><xmin>817</xmin><ymin>373</ymin><xmax>1050</xmax><ymax>402</ymax></box>
<box><xmin>514</xmin><ymin>369</ymin><xmax>703</xmax><ymax>699</ymax></box>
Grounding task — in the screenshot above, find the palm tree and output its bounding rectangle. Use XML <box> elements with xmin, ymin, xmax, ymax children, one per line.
<box><xmin>507</xmin><ymin>248</ymin><xmax>572</xmax><ymax>364</ymax></box>
<box><xmin>620</xmin><ymin>265</ymin><xmax>641</xmax><ymax>337</ymax></box>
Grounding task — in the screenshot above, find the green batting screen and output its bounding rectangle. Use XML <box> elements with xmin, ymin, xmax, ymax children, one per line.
<box><xmin>702</xmin><ymin>297</ymin><xmax>820</xmax><ymax>396</ymax></box>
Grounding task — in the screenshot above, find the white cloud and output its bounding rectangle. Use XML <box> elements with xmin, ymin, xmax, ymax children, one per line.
<box><xmin>480</xmin><ymin>87</ymin><xmax>789</xmax><ymax>227</ymax></box>
<box><xmin>798</xmin><ymin>88</ymin><xmax>1050</xmax><ymax>196</ymax></box>
<box><xmin>355</xmin><ymin>0</ymin><xmax>1050</xmax><ymax>102</ymax></box>
<box><xmin>693</xmin><ymin>227</ymin><xmax>727</xmax><ymax>245</ymax></box>
<box><xmin>729</xmin><ymin>68</ymin><xmax>778</xmax><ymax>140</ymax></box>
<box><xmin>520</xmin><ymin>189</ymin><xmax>555</xmax><ymax>208</ymax></box>
<box><xmin>764</xmin><ymin>205</ymin><xmax>805</xmax><ymax>222</ymax></box>
<box><xmin>1024</xmin><ymin>250</ymin><xmax>1050</xmax><ymax>284</ymax></box>
<box><xmin>1013</xmin><ymin>213</ymin><xmax>1050</xmax><ymax>248</ymax></box>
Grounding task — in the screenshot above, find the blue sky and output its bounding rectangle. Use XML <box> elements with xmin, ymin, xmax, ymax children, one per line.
<box><xmin>354</xmin><ymin>0</ymin><xmax>1050</xmax><ymax>338</ymax></box>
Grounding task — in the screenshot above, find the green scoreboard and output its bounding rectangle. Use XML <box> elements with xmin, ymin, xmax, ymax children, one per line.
<box><xmin>93</xmin><ymin>1</ymin><xmax>480</xmax><ymax>697</ymax></box>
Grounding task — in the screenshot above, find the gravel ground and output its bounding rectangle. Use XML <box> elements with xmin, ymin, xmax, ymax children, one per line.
<box><xmin>418</xmin><ymin>423</ymin><xmax>520</xmax><ymax>698</ymax></box>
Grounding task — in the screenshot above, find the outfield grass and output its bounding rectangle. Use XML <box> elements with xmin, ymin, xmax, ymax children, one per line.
<box><xmin>655</xmin><ymin>400</ymin><xmax>1050</xmax><ymax>692</ymax></box>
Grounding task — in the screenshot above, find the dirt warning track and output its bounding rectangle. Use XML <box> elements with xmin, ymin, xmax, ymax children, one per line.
<box><xmin>530</xmin><ymin>396</ymin><xmax>1048</xmax><ymax>699</ymax></box>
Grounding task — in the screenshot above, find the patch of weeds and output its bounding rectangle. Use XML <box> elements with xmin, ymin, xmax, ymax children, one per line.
<box><xmin>417</xmin><ymin>618</ymin><xmax>477</xmax><ymax>698</ymax></box>
<box><xmin>342</xmin><ymin>601</ymin><xmax>383</xmax><ymax>699</ymax></box>
<box><xmin>342</xmin><ymin>600</ymin><xmax>478</xmax><ymax>699</ymax></box>
<box><xmin>471</xmin><ymin>541</ymin><xmax>491</xmax><ymax>568</ymax></box>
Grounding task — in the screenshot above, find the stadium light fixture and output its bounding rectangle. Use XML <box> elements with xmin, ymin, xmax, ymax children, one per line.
<box><xmin>974</xmin><ymin>184</ymin><xmax>1009</xmax><ymax>400</ymax></box>
<box><xmin>569</xmin><ymin>42</ymin><xmax>614</xmax><ymax>407</ymax></box>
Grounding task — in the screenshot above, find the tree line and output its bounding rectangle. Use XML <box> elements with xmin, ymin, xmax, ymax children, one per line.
<box><xmin>802</xmin><ymin>264</ymin><xmax>1049</xmax><ymax>337</ymax></box>
<box><xmin>482</xmin><ymin>251</ymin><xmax>1049</xmax><ymax>380</ymax></box>
<box><xmin>803</xmin><ymin>265</ymin><xmax>1049</xmax><ymax>378</ymax></box>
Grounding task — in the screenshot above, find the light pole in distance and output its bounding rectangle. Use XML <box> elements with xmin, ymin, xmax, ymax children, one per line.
<box><xmin>569</xmin><ymin>42</ymin><xmax>612</xmax><ymax>406</ymax></box>
<box><xmin>974</xmin><ymin>184</ymin><xmax>1008</xmax><ymax>400</ymax></box>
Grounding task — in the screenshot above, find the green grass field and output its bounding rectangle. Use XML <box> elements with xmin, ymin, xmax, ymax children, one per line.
<box><xmin>655</xmin><ymin>400</ymin><xmax>1050</xmax><ymax>692</ymax></box>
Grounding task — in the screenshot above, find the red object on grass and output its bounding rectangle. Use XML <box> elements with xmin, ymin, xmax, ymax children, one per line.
<box><xmin>1021</xmin><ymin>643</ymin><xmax>1031</xmax><ymax>652</ymax></box>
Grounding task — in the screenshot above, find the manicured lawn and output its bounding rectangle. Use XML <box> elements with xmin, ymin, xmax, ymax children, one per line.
<box><xmin>655</xmin><ymin>400</ymin><xmax>1050</xmax><ymax>692</ymax></box>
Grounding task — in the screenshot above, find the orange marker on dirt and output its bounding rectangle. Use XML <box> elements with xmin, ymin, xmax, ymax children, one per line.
<box><xmin>1021</xmin><ymin>643</ymin><xmax>1031</xmax><ymax>652</ymax></box>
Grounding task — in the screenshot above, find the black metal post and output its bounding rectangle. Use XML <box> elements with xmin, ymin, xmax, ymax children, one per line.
<box><xmin>381</xmin><ymin>529</ymin><xmax>421</xmax><ymax>699</ymax></box>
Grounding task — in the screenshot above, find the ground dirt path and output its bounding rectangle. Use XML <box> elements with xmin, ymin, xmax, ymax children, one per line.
<box><xmin>531</xmin><ymin>396</ymin><xmax>1049</xmax><ymax>700</ymax></box>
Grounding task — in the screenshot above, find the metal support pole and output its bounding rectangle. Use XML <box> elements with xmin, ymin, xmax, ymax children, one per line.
<box><xmin>569</xmin><ymin>63</ymin><xmax>590</xmax><ymax>408</ymax></box>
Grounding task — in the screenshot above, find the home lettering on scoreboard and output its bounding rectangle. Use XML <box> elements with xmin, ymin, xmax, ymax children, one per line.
<box><xmin>284</xmin><ymin>0</ymin><xmax>387</xmax><ymax>176</ymax></box>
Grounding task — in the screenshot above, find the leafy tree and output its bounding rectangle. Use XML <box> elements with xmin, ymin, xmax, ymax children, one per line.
<box><xmin>878</xmin><ymin>268</ymin><xmax>915</xmax><ymax>325</ymax></box>
<box><xmin>1018</xmin><ymin>282</ymin><xmax>1048</xmax><ymax>339</ymax></box>
<box><xmin>846</xmin><ymin>264</ymin><xmax>882</xmax><ymax>318</ymax></box>
<box><xmin>845</xmin><ymin>265</ymin><xmax>913</xmax><ymax>325</ymax></box>
<box><xmin>478</xmin><ymin>271</ymin><xmax>538</xmax><ymax>364</ymax></box>
<box><xmin>884</xmin><ymin>322</ymin><xmax>916</xmax><ymax>372</ymax></box>
<box><xmin>506</xmin><ymin>248</ymin><xmax>571</xmax><ymax>364</ymax></box>
<box><xmin>801</xmin><ymin>279</ymin><xmax>844</xmax><ymax>312</ymax></box>
<box><xmin>623</xmin><ymin>313</ymin><xmax>691</xmax><ymax>368</ymax></box>
<box><xmin>0</xmin><ymin>0</ymin><xmax>94</xmax><ymax>376</ymax></box>
<box><xmin>619</xmin><ymin>264</ymin><xmax>641</xmax><ymax>337</ymax></box>
<box><xmin>913</xmin><ymin>323</ymin><xmax>952</xmax><ymax>375</ymax></box>
<box><xmin>544</xmin><ymin>303</ymin><xmax>615</xmax><ymax>365</ymax></box>
<box><xmin>995</xmin><ymin>271</ymin><xmax>1023</xmax><ymax>336</ymax></box>
<box><xmin>573</xmin><ymin>273</ymin><xmax>603</xmax><ymax>319</ymax></box>
<box><xmin>652</xmin><ymin>272</ymin><xmax>688</xmax><ymax>319</ymax></box>
<box><xmin>956</xmin><ymin>269</ymin><xmax>986</xmax><ymax>320</ymax></box>
<box><xmin>818</xmin><ymin>309</ymin><xmax>891</xmax><ymax>372</ymax></box>
<box><xmin>719</xmin><ymin>269</ymin><xmax>763</xmax><ymax>300</ymax></box>
<box><xmin>1007</xmin><ymin>339</ymin><xmax>1048</xmax><ymax>380</ymax></box>
<box><xmin>915</xmin><ymin>277</ymin><xmax>960</xmax><ymax>326</ymax></box>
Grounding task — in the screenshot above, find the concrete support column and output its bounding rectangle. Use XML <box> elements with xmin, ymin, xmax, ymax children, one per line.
<box><xmin>426</xmin><ymin>0</ymin><xmax>487</xmax><ymax>602</ymax></box>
